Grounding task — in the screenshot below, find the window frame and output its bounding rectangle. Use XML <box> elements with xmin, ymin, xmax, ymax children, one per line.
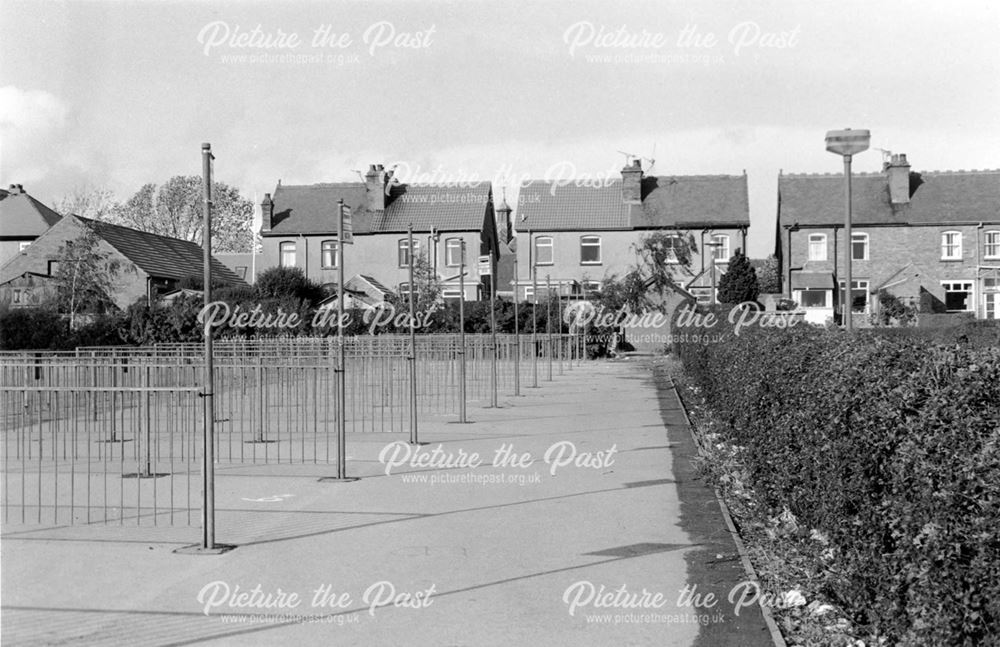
<box><xmin>838</xmin><ymin>279</ymin><xmax>871</xmax><ymax>314</ymax></box>
<box><xmin>664</xmin><ymin>234</ymin><xmax>684</xmax><ymax>264</ymax></box>
<box><xmin>807</xmin><ymin>233</ymin><xmax>827</xmax><ymax>262</ymax></box>
<box><xmin>398</xmin><ymin>238</ymin><xmax>421</xmax><ymax>268</ymax></box>
<box><xmin>18</xmin><ymin>241</ymin><xmax>31</xmax><ymax>252</ymax></box>
<box><xmin>320</xmin><ymin>240</ymin><xmax>339</xmax><ymax>269</ymax></box>
<box><xmin>445</xmin><ymin>238</ymin><xmax>463</xmax><ymax>267</ymax></box>
<box><xmin>441</xmin><ymin>288</ymin><xmax>462</xmax><ymax>302</ymax></box>
<box><xmin>279</xmin><ymin>241</ymin><xmax>297</xmax><ymax>268</ymax></box>
<box><xmin>984</xmin><ymin>230</ymin><xmax>1000</xmax><ymax>259</ymax></box>
<box><xmin>579</xmin><ymin>235</ymin><xmax>602</xmax><ymax>265</ymax></box>
<box><xmin>523</xmin><ymin>286</ymin><xmax>535</xmax><ymax>302</ymax></box>
<box><xmin>941</xmin><ymin>280</ymin><xmax>974</xmax><ymax>312</ymax></box>
<box><xmin>941</xmin><ymin>231</ymin><xmax>962</xmax><ymax>261</ymax></box>
<box><xmin>689</xmin><ymin>286</ymin><xmax>713</xmax><ymax>304</ymax></box>
<box><xmin>796</xmin><ymin>289</ymin><xmax>831</xmax><ymax>309</ymax></box>
<box><xmin>534</xmin><ymin>236</ymin><xmax>554</xmax><ymax>266</ymax></box>
<box><xmin>851</xmin><ymin>232</ymin><xmax>869</xmax><ymax>261</ymax></box>
<box><xmin>711</xmin><ymin>234</ymin><xmax>730</xmax><ymax>264</ymax></box>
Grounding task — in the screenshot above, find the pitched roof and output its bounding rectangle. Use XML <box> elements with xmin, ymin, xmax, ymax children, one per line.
<box><xmin>265</xmin><ymin>181</ymin><xmax>492</xmax><ymax>236</ymax></box>
<box><xmin>78</xmin><ymin>217</ymin><xmax>245</xmax><ymax>284</ymax></box>
<box><xmin>778</xmin><ymin>169</ymin><xmax>1000</xmax><ymax>227</ymax></box>
<box><xmin>516</xmin><ymin>176</ymin><xmax>749</xmax><ymax>231</ymax></box>
<box><xmin>0</xmin><ymin>188</ymin><xmax>63</xmax><ymax>237</ymax></box>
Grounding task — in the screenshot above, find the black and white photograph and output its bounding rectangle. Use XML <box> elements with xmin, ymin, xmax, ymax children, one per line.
<box><xmin>1</xmin><ymin>1</ymin><xmax>998</xmax><ymax>645</ymax></box>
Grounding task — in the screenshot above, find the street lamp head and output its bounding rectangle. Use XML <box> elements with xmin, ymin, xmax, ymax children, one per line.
<box><xmin>825</xmin><ymin>129</ymin><xmax>871</xmax><ymax>157</ymax></box>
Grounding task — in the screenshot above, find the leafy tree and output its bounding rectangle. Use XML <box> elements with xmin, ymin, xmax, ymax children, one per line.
<box><xmin>716</xmin><ymin>248</ymin><xmax>759</xmax><ymax>305</ymax></box>
<box><xmin>756</xmin><ymin>254</ymin><xmax>781</xmax><ymax>293</ymax></box>
<box><xmin>110</xmin><ymin>176</ymin><xmax>254</xmax><ymax>253</ymax></box>
<box><xmin>48</xmin><ymin>223</ymin><xmax>122</xmax><ymax>330</ymax></box>
<box><xmin>255</xmin><ymin>266</ymin><xmax>324</xmax><ymax>304</ymax></box>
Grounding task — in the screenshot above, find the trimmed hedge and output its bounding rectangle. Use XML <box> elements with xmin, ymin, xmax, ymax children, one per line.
<box><xmin>677</xmin><ymin>326</ymin><xmax>1000</xmax><ymax>646</ymax></box>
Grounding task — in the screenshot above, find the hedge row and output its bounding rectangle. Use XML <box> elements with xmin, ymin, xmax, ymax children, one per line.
<box><xmin>676</xmin><ymin>326</ymin><xmax>1000</xmax><ymax>646</ymax></box>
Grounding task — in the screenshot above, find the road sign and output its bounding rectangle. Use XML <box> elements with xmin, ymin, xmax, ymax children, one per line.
<box><xmin>340</xmin><ymin>205</ymin><xmax>354</xmax><ymax>244</ymax></box>
<box><xmin>478</xmin><ymin>255</ymin><xmax>491</xmax><ymax>275</ymax></box>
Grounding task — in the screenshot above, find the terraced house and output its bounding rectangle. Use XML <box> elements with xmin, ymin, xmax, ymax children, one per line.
<box><xmin>512</xmin><ymin>160</ymin><xmax>750</xmax><ymax>302</ymax></box>
<box><xmin>259</xmin><ymin>164</ymin><xmax>502</xmax><ymax>302</ymax></box>
<box><xmin>778</xmin><ymin>154</ymin><xmax>1000</xmax><ymax>323</ymax></box>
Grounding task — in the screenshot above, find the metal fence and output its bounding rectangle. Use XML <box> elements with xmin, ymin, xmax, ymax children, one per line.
<box><xmin>1</xmin><ymin>334</ymin><xmax>584</xmax><ymax>526</ymax></box>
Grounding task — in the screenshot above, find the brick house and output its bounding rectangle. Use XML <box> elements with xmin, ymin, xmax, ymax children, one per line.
<box><xmin>778</xmin><ymin>155</ymin><xmax>1000</xmax><ymax>323</ymax></box>
<box><xmin>258</xmin><ymin>164</ymin><xmax>502</xmax><ymax>301</ymax></box>
<box><xmin>512</xmin><ymin>161</ymin><xmax>750</xmax><ymax>303</ymax></box>
<box><xmin>0</xmin><ymin>215</ymin><xmax>245</xmax><ymax>310</ymax></box>
<box><xmin>0</xmin><ymin>184</ymin><xmax>63</xmax><ymax>268</ymax></box>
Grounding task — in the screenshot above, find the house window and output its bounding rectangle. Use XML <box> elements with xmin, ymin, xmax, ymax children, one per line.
<box><xmin>19</xmin><ymin>241</ymin><xmax>31</xmax><ymax>252</ymax></box>
<box><xmin>12</xmin><ymin>288</ymin><xmax>23</xmax><ymax>305</ymax></box>
<box><xmin>942</xmin><ymin>281</ymin><xmax>973</xmax><ymax>312</ymax></box>
<box><xmin>398</xmin><ymin>239</ymin><xmax>420</xmax><ymax>267</ymax></box>
<box><xmin>581</xmin><ymin>280</ymin><xmax>601</xmax><ymax>296</ymax></box>
<box><xmin>711</xmin><ymin>234</ymin><xmax>730</xmax><ymax>263</ymax></box>
<box><xmin>523</xmin><ymin>286</ymin><xmax>535</xmax><ymax>302</ymax></box>
<box><xmin>234</xmin><ymin>266</ymin><xmax>248</xmax><ymax>280</ymax></box>
<box><xmin>279</xmin><ymin>241</ymin><xmax>296</xmax><ymax>267</ymax></box>
<box><xmin>941</xmin><ymin>231</ymin><xmax>962</xmax><ymax>260</ymax></box>
<box><xmin>689</xmin><ymin>287</ymin><xmax>713</xmax><ymax>304</ymax></box>
<box><xmin>398</xmin><ymin>282</ymin><xmax>412</xmax><ymax>300</ymax></box>
<box><xmin>985</xmin><ymin>231</ymin><xmax>1000</xmax><ymax>259</ymax></box>
<box><xmin>445</xmin><ymin>238</ymin><xmax>463</xmax><ymax>267</ymax></box>
<box><xmin>797</xmin><ymin>289</ymin><xmax>830</xmax><ymax>309</ymax></box>
<box><xmin>839</xmin><ymin>280</ymin><xmax>870</xmax><ymax>313</ymax></box>
<box><xmin>47</xmin><ymin>260</ymin><xmax>60</xmax><ymax>275</ymax></box>
<box><xmin>442</xmin><ymin>288</ymin><xmax>462</xmax><ymax>303</ymax></box>
<box><xmin>580</xmin><ymin>236</ymin><xmax>601</xmax><ymax>265</ymax></box>
<box><xmin>321</xmin><ymin>240</ymin><xmax>339</xmax><ymax>268</ymax></box>
<box><xmin>534</xmin><ymin>236</ymin><xmax>553</xmax><ymax>265</ymax></box>
<box><xmin>852</xmin><ymin>233</ymin><xmax>869</xmax><ymax>261</ymax></box>
<box><xmin>808</xmin><ymin>234</ymin><xmax>827</xmax><ymax>261</ymax></box>
<box><xmin>665</xmin><ymin>234</ymin><xmax>684</xmax><ymax>264</ymax></box>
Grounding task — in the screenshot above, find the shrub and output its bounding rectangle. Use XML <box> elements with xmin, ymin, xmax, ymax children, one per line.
<box><xmin>676</xmin><ymin>326</ymin><xmax>1000</xmax><ymax>645</ymax></box>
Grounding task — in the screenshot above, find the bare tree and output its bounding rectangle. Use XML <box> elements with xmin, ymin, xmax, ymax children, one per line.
<box><xmin>54</xmin><ymin>185</ymin><xmax>119</xmax><ymax>220</ymax></box>
<box><xmin>49</xmin><ymin>223</ymin><xmax>122</xmax><ymax>329</ymax></box>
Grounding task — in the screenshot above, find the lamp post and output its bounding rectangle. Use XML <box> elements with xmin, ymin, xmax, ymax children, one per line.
<box><xmin>825</xmin><ymin>128</ymin><xmax>870</xmax><ymax>332</ymax></box>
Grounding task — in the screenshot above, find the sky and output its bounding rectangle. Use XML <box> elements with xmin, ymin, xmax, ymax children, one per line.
<box><xmin>1</xmin><ymin>0</ymin><xmax>998</xmax><ymax>258</ymax></box>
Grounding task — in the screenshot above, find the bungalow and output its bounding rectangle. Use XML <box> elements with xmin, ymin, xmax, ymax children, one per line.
<box><xmin>778</xmin><ymin>154</ymin><xmax>1000</xmax><ymax>323</ymax></box>
<box><xmin>0</xmin><ymin>215</ymin><xmax>246</xmax><ymax>310</ymax></box>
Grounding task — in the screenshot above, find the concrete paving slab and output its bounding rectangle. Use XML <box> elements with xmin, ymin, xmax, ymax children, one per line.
<box><xmin>2</xmin><ymin>359</ymin><xmax>772</xmax><ymax>646</ymax></box>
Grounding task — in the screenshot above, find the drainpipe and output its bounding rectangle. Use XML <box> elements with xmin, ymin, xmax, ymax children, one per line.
<box><xmin>977</xmin><ymin>222</ymin><xmax>983</xmax><ymax>317</ymax></box>
<box><xmin>786</xmin><ymin>225</ymin><xmax>795</xmax><ymax>299</ymax></box>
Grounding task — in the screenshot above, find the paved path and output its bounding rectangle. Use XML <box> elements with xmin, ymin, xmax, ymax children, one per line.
<box><xmin>2</xmin><ymin>359</ymin><xmax>773</xmax><ymax>646</ymax></box>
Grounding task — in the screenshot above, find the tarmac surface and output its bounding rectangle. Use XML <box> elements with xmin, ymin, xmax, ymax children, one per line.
<box><xmin>2</xmin><ymin>358</ymin><xmax>773</xmax><ymax>646</ymax></box>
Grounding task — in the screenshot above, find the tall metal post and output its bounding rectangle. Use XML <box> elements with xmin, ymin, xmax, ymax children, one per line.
<box><xmin>407</xmin><ymin>224</ymin><xmax>419</xmax><ymax>443</ymax></box>
<box><xmin>319</xmin><ymin>200</ymin><xmax>358</xmax><ymax>483</ymax></box>
<box><xmin>338</xmin><ymin>201</ymin><xmax>348</xmax><ymax>475</ymax></box>
<box><xmin>546</xmin><ymin>274</ymin><xmax>553</xmax><ymax>381</ymax></box>
<box><xmin>200</xmin><ymin>143</ymin><xmax>216</xmax><ymax>550</ymax></box>
<box><xmin>489</xmin><ymin>250</ymin><xmax>498</xmax><ymax>408</ymax></box>
<box><xmin>458</xmin><ymin>240</ymin><xmax>467</xmax><ymax>422</ymax></box>
<box><xmin>529</xmin><ymin>230</ymin><xmax>538</xmax><ymax>388</ymax></box>
<box><xmin>512</xmin><ymin>246</ymin><xmax>520</xmax><ymax>395</ymax></box>
<box><xmin>843</xmin><ymin>155</ymin><xmax>854</xmax><ymax>332</ymax></box>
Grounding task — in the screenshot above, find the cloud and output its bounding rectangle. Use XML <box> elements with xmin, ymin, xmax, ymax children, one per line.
<box><xmin>0</xmin><ymin>86</ymin><xmax>69</xmax><ymax>184</ymax></box>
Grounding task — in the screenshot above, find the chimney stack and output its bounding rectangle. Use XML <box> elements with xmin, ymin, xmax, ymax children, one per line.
<box><xmin>260</xmin><ymin>193</ymin><xmax>273</xmax><ymax>232</ymax></box>
<box><xmin>886</xmin><ymin>153</ymin><xmax>911</xmax><ymax>204</ymax></box>
<box><xmin>621</xmin><ymin>159</ymin><xmax>643</xmax><ymax>205</ymax></box>
<box><xmin>365</xmin><ymin>164</ymin><xmax>387</xmax><ymax>212</ymax></box>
